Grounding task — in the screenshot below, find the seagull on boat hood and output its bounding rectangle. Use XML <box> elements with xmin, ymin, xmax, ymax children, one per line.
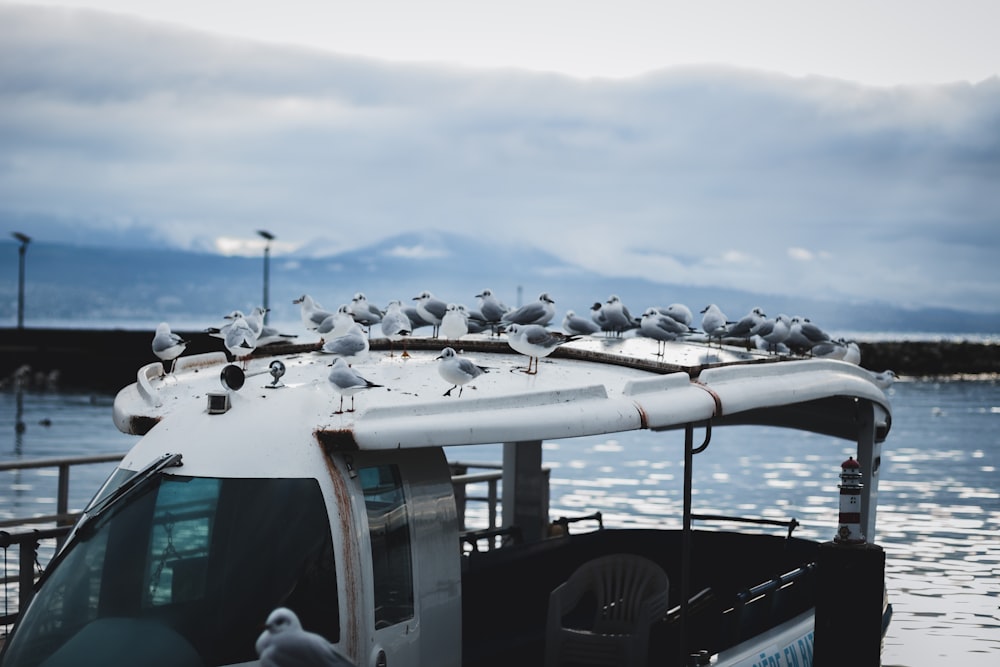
<box><xmin>752</xmin><ymin>314</ymin><xmax>792</xmax><ymax>354</ymax></box>
<box><xmin>562</xmin><ymin>310</ymin><xmax>600</xmax><ymax>336</ymax></box>
<box><xmin>317</xmin><ymin>305</ymin><xmax>357</xmax><ymax>337</ymax></box>
<box><xmin>327</xmin><ymin>358</ymin><xmax>382</xmax><ymax>414</ymax></box>
<box><xmin>151</xmin><ymin>322</ymin><xmax>188</xmax><ymax>373</ymax></box>
<box><xmin>501</xmin><ymin>292</ymin><xmax>556</xmax><ymax>327</ymax></box>
<box><xmin>321</xmin><ymin>323</ymin><xmax>370</xmax><ymax>360</ymax></box>
<box><xmin>726</xmin><ymin>307</ymin><xmax>767</xmax><ymax>343</ymax></box>
<box><xmin>700</xmin><ymin>304</ymin><xmax>730</xmax><ymax>345</ymax></box>
<box><xmin>247</xmin><ymin>307</ymin><xmax>298</xmax><ymax>347</ymax></box>
<box><xmin>639</xmin><ymin>308</ymin><xmax>690</xmax><ymax>356</ymax></box>
<box><xmin>294</xmin><ymin>294</ymin><xmax>336</xmax><ymax>332</ymax></box>
<box><xmin>476</xmin><ymin>288</ymin><xmax>510</xmax><ymax>331</ymax></box>
<box><xmin>785</xmin><ymin>316</ymin><xmax>831</xmax><ymax>354</ymax></box>
<box><xmin>437</xmin><ymin>347</ymin><xmax>489</xmax><ymax>397</ymax></box>
<box><xmin>413</xmin><ymin>291</ymin><xmax>448</xmax><ymax>337</ymax></box>
<box><xmin>349</xmin><ymin>292</ymin><xmax>383</xmax><ymax>330</ymax></box>
<box><xmin>601</xmin><ymin>295</ymin><xmax>638</xmax><ymax>336</ymax></box>
<box><xmin>224</xmin><ymin>313</ymin><xmax>258</xmax><ymax>364</ymax></box>
<box><xmin>660</xmin><ymin>303</ymin><xmax>694</xmax><ymax>328</ymax></box>
<box><xmin>380</xmin><ymin>300</ymin><xmax>412</xmax><ymax>357</ymax></box>
<box><xmin>441</xmin><ymin>303</ymin><xmax>470</xmax><ymax>340</ymax></box>
<box><xmin>504</xmin><ymin>324</ymin><xmax>578</xmax><ymax>374</ymax></box>
<box><xmin>256</xmin><ymin>607</ymin><xmax>355</xmax><ymax>667</ymax></box>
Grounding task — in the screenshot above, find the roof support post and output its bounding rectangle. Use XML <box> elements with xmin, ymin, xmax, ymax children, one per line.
<box><xmin>855</xmin><ymin>400</ymin><xmax>882</xmax><ymax>543</ymax></box>
<box><xmin>502</xmin><ymin>440</ymin><xmax>547</xmax><ymax>543</ymax></box>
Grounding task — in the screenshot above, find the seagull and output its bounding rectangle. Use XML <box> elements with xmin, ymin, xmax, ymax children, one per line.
<box><xmin>501</xmin><ymin>292</ymin><xmax>556</xmax><ymax>327</ymax></box>
<box><xmin>504</xmin><ymin>323</ymin><xmax>578</xmax><ymax>374</ymax></box>
<box><xmin>441</xmin><ymin>303</ymin><xmax>470</xmax><ymax>340</ymax></box>
<box><xmin>700</xmin><ymin>304</ymin><xmax>730</xmax><ymax>346</ymax></box>
<box><xmin>562</xmin><ymin>310</ymin><xmax>600</xmax><ymax>336</ymax></box>
<box><xmin>413</xmin><ymin>291</ymin><xmax>448</xmax><ymax>337</ymax></box>
<box><xmin>293</xmin><ymin>294</ymin><xmax>335</xmax><ymax>332</ymax></box>
<box><xmin>437</xmin><ymin>347</ymin><xmax>489</xmax><ymax>396</ymax></box>
<box><xmin>476</xmin><ymin>288</ymin><xmax>510</xmax><ymax>332</ymax></box>
<box><xmin>349</xmin><ymin>292</ymin><xmax>383</xmax><ymax>330</ymax></box>
<box><xmin>256</xmin><ymin>607</ymin><xmax>355</xmax><ymax>667</ymax></box>
<box><xmin>844</xmin><ymin>340</ymin><xmax>862</xmax><ymax>365</ymax></box>
<box><xmin>463</xmin><ymin>307</ymin><xmax>492</xmax><ymax>334</ymax></box>
<box><xmin>660</xmin><ymin>303</ymin><xmax>694</xmax><ymax>328</ymax></box>
<box><xmin>752</xmin><ymin>314</ymin><xmax>792</xmax><ymax>354</ymax></box>
<box><xmin>327</xmin><ymin>358</ymin><xmax>382</xmax><ymax>414</ymax></box>
<box><xmin>785</xmin><ymin>316</ymin><xmax>831</xmax><ymax>354</ymax></box>
<box><xmin>639</xmin><ymin>308</ymin><xmax>689</xmax><ymax>356</ymax></box>
<box><xmin>726</xmin><ymin>307</ymin><xmax>767</xmax><ymax>344</ymax></box>
<box><xmin>590</xmin><ymin>301</ymin><xmax>609</xmax><ymax>332</ymax></box>
<box><xmin>224</xmin><ymin>313</ymin><xmax>258</xmax><ymax>364</ymax></box>
<box><xmin>321</xmin><ymin>323</ymin><xmax>370</xmax><ymax>360</ymax></box>
<box><xmin>811</xmin><ymin>339</ymin><xmax>848</xmax><ymax>360</ymax></box>
<box><xmin>380</xmin><ymin>300</ymin><xmax>412</xmax><ymax>357</ymax></box>
<box><xmin>601</xmin><ymin>295</ymin><xmax>638</xmax><ymax>336</ymax></box>
<box><xmin>247</xmin><ymin>306</ymin><xmax>298</xmax><ymax>347</ymax></box>
<box><xmin>872</xmin><ymin>369</ymin><xmax>898</xmax><ymax>389</ymax></box>
<box><xmin>151</xmin><ymin>322</ymin><xmax>188</xmax><ymax>373</ymax></box>
<box><xmin>317</xmin><ymin>305</ymin><xmax>356</xmax><ymax>337</ymax></box>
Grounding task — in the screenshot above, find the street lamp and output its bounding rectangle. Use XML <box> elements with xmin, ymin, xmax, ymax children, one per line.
<box><xmin>12</xmin><ymin>232</ymin><xmax>31</xmax><ymax>329</ymax></box>
<box><xmin>257</xmin><ymin>230</ymin><xmax>274</xmax><ymax>325</ymax></box>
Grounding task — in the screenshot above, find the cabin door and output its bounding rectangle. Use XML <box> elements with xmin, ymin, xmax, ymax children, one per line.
<box><xmin>352</xmin><ymin>449</ymin><xmax>461</xmax><ymax>667</ymax></box>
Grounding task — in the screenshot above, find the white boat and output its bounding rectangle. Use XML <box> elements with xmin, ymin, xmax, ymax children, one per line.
<box><xmin>0</xmin><ymin>332</ymin><xmax>893</xmax><ymax>667</ymax></box>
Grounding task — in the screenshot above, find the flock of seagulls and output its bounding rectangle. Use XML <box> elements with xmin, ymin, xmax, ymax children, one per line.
<box><xmin>153</xmin><ymin>288</ymin><xmax>887</xmax><ymax>413</ymax></box>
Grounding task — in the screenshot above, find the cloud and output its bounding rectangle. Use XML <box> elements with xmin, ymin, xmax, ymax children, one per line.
<box><xmin>1</xmin><ymin>6</ymin><xmax>999</xmax><ymax>312</ymax></box>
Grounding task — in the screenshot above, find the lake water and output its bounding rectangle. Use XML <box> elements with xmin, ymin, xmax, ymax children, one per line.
<box><xmin>2</xmin><ymin>379</ymin><xmax>998</xmax><ymax>665</ymax></box>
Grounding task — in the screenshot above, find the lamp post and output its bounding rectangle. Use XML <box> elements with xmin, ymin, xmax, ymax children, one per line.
<box><xmin>12</xmin><ymin>232</ymin><xmax>31</xmax><ymax>329</ymax></box>
<box><xmin>257</xmin><ymin>230</ymin><xmax>274</xmax><ymax>325</ymax></box>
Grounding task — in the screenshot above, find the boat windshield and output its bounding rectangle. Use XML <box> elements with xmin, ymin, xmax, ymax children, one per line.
<box><xmin>2</xmin><ymin>474</ymin><xmax>339</xmax><ymax>667</ymax></box>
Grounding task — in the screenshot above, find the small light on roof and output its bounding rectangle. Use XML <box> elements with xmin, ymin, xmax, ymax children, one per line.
<box><xmin>207</xmin><ymin>391</ymin><xmax>231</xmax><ymax>414</ymax></box>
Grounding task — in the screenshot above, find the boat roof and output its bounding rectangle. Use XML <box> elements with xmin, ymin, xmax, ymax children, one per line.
<box><xmin>113</xmin><ymin>334</ymin><xmax>892</xmax><ymax>452</ymax></box>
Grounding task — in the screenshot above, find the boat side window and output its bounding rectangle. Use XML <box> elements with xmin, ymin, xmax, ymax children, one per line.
<box><xmin>360</xmin><ymin>464</ymin><xmax>415</xmax><ymax>629</ymax></box>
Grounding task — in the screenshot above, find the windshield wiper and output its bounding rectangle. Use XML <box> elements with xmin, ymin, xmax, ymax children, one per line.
<box><xmin>36</xmin><ymin>453</ymin><xmax>183</xmax><ymax>588</ymax></box>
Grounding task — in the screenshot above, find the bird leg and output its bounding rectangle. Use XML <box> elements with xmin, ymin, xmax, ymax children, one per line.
<box><xmin>334</xmin><ymin>396</ymin><xmax>345</xmax><ymax>415</ymax></box>
<box><xmin>444</xmin><ymin>385</ymin><xmax>456</xmax><ymax>397</ymax></box>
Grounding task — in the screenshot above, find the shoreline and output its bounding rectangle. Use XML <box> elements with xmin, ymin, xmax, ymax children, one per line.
<box><xmin>1</xmin><ymin>327</ymin><xmax>997</xmax><ymax>393</ymax></box>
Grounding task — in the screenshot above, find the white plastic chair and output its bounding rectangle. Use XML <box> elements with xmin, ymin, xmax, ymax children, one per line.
<box><xmin>544</xmin><ymin>553</ymin><xmax>669</xmax><ymax>666</ymax></box>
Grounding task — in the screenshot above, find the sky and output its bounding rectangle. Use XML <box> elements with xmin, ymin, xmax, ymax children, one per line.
<box><xmin>2</xmin><ymin>1</ymin><xmax>999</xmax><ymax>313</ymax></box>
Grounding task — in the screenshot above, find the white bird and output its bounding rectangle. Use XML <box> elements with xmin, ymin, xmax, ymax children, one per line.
<box><xmin>639</xmin><ymin>308</ymin><xmax>689</xmax><ymax>356</ymax></box>
<box><xmin>476</xmin><ymin>288</ymin><xmax>509</xmax><ymax>331</ymax></box>
<box><xmin>785</xmin><ymin>316</ymin><xmax>830</xmax><ymax>354</ymax></box>
<box><xmin>700</xmin><ymin>304</ymin><xmax>730</xmax><ymax>346</ymax></box>
<box><xmin>151</xmin><ymin>322</ymin><xmax>188</xmax><ymax>373</ymax></box>
<box><xmin>562</xmin><ymin>310</ymin><xmax>600</xmax><ymax>336</ymax></box>
<box><xmin>811</xmin><ymin>339</ymin><xmax>848</xmax><ymax>360</ymax></box>
<box><xmin>752</xmin><ymin>314</ymin><xmax>792</xmax><ymax>354</ymax></box>
<box><xmin>256</xmin><ymin>607</ymin><xmax>355</xmax><ymax>667</ymax></box>
<box><xmin>437</xmin><ymin>347</ymin><xmax>489</xmax><ymax>397</ymax></box>
<box><xmin>726</xmin><ymin>307</ymin><xmax>767</xmax><ymax>343</ymax></box>
<box><xmin>504</xmin><ymin>323</ymin><xmax>578</xmax><ymax>374</ymax></box>
<box><xmin>349</xmin><ymin>292</ymin><xmax>383</xmax><ymax>330</ymax></box>
<box><xmin>247</xmin><ymin>306</ymin><xmax>298</xmax><ymax>347</ymax></box>
<box><xmin>224</xmin><ymin>313</ymin><xmax>258</xmax><ymax>364</ymax></box>
<box><xmin>501</xmin><ymin>292</ymin><xmax>556</xmax><ymax>327</ymax></box>
<box><xmin>293</xmin><ymin>294</ymin><xmax>335</xmax><ymax>332</ymax></box>
<box><xmin>380</xmin><ymin>300</ymin><xmax>412</xmax><ymax>357</ymax></box>
<box><xmin>661</xmin><ymin>303</ymin><xmax>694</xmax><ymax>327</ymax></box>
<box><xmin>844</xmin><ymin>341</ymin><xmax>862</xmax><ymax>365</ymax></box>
<box><xmin>413</xmin><ymin>291</ymin><xmax>449</xmax><ymax>337</ymax></box>
<box><xmin>601</xmin><ymin>295</ymin><xmax>638</xmax><ymax>336</ymax></box>
<box><xmin>872</xmin><ymin>369</ymin><xmax>898</xmax><ymax>389</ymax></box>
<box><xmin>317</xmin><ymin>305</ymin><xmax>356</xmax><ymax>337</ymax></box>
<box><xmin>327</xmin><ymin>358</ymin><xmax>382</xmax><ymax>414</ymax></box>
<box><xmin>321</xmin><ymin>323</ymin><xmax>370</xmax><ymax>360</ymax></box>
<box><xmin>441</xmin><ymin>303</ymin><xmax>470</xmax><ymax>340</ymax></box>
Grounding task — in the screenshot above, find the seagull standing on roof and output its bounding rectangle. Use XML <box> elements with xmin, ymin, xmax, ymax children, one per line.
<box><xmin>151</xmin><ymin>322</ymin><xmax>188</xmax><ymax>373</ymax></box>
<box><xmin>602</xmin><ymin>295</ymin><xmax>638</xmax><ymax>336</ymax></box>
<box><xmin>256</xmin><ymin>607</ymin><xmax>355</xmax><ymax>667</ymax></box>
<box><xmin>504</xmin><ymin>324</ymin><xmax>578</xmax><ymax>374</ymax></box>
<box><xmin>224</xmin><ymin>313</ymin><xmax>258</xmax><ymax>366</ymax></box>
<box><xmin>785</xmin><ymin>316</ymin><xmax>831</xmax><ymax>355</ymax></box>
<box><xmin>327</xmin><ymin>358</ymin><xmax>382</xmax><ymax>414</ymax></box>
<box><xmin>317</xmin><ymin>305</ymin><xmax>356</xmax><ymax>338</ymax></box>
<box><xmin>441</xmin><ymin>303</ymin><xmax>470</xmax><ymax>340</ymax></box>
<box><xmin>501</xmin><ymin>292</ymin><xmax>556</xmax><ymax>327</ymax></box>
<box><xmin>700</xmin><ymin>304</ymin><xmax>730</xmax><ymax>346</ymax></box>
<box><xmin>752</xmin><ymin>314</ymin><xmax>792</xmax><ymax>354</ymax></box>
<box><xmin>247</xmin><ymin>306</ymin><xmax>298</xmax><ymax>347</ymax></box>
<box><xmin>437</xmin><ymin>347</ymin><xmax>489</xmax><ymax>397</ymax></box>
<box><xmin>563</xmin><ymin>310</ymin><xmax>600</xmax><ymax>336</ymax></box>
<box><xmin>294</xmin><ymin>295</ymin><xmax>335</xmax><ymax>332</ymax></box>
<box><xmin>349</xmin><ymin>292</ymin><xmax>383</xmax><ymax>331</ymax></box>
<box><xmin>639</xmin><ymin>308</ymin><xmax>690</xmax><ymax>356</ymax></box>
<box><xmin>321</xmin><ymin>323</ymin><xmax>370</xmax><ymax>360</ymax></box>
<box><xmin>413</xmin><ymin>291</ymin><xmax>448</xmax><ymax>337</ymax></box>
<box><xmin>476</xmin><ymin>288</ymin><xmax>509</xmax><ymax>333</ymax></box>
<box><xmin>660</xmin><ymin>303</ymin><xmax>694</xmax><ymax>328</ymax></box>
<box><xmin>380</xmin><ymin>300</ymin><xmax>412</xmax><ymax>357</ymax></box>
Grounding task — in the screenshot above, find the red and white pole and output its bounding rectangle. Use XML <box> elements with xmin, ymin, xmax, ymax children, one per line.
<box><xmin>835</xmin><ymin>456</ymin><xmax>866</xmax><ymax>544</ymax></box>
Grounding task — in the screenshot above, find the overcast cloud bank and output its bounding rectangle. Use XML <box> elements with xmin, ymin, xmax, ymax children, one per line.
<box><xmin>2</xmin><ymin>5</ymin><xmax>999</xmax><ymax>313</ymax></box>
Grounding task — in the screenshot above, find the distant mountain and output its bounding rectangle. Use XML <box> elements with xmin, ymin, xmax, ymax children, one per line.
<box><xmin>3</xmin><ymin>232</ymin><xmax>999</xmax><ymax>336</ymax></box>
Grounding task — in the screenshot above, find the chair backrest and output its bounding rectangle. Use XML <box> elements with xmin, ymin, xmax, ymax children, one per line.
<box><xmin>569</xmin><ymin>553</ymin><xmax>669</xmax><ymax>633</ymax></box>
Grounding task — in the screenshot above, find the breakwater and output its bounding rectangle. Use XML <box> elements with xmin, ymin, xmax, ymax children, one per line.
<box><xmin>1</xmin><ymin>327</ymin><xmax>997</xmax><ymax>393</ymax></box>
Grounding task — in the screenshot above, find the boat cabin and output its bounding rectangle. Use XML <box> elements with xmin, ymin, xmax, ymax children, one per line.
<box><xmin>0</xmin><ymin>334</ymin><xmax>892</xmax><ymax>667</ymax></box>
